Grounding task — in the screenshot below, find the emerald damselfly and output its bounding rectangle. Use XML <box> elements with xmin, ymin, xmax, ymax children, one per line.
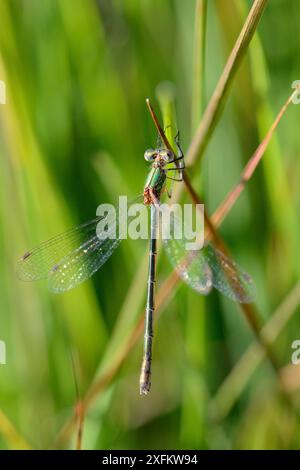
<box><xmin>17</xmin><ymin>137</ymin><xmax>255</xmax><ymax>395</ymax></box>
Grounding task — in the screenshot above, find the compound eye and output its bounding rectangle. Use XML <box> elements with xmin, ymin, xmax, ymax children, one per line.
<box><xmin>144</xmin><ymin>149</ymin><xmax>156</xmax><ymax>162</ymax></box>
<box><xmin>160</xmin><ymin>149</ymin><xmax>174</xmax><ymax>162</ymax></box>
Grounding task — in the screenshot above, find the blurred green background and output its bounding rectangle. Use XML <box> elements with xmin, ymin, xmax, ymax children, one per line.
<box><xmin>1</xmin><ymin>0</ymin><xmax>300</xmax><ymax>450</ymax></box>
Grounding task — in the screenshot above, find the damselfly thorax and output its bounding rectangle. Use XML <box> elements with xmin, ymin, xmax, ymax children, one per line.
<box><xmin>143</xmin><ymin>139</ymin><xmax>185</xmax><ymax>206</ymax></box>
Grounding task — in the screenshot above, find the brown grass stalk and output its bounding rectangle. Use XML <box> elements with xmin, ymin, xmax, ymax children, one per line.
<box><xmin>186</xmin><ymin>0</ymin><xmax>268</xmax><ymax>168</ymax></box>
<box><xmin>212</xmin><ymin>83</ymin><xmax>300</xmax><ymax>227</ymax></box>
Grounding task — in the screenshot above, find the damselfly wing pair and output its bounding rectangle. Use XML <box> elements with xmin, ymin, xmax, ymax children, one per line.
<box><xmin>17</xmin><ymin>135</ymin><xmax>255</xmax><ymax>395</ymax></box>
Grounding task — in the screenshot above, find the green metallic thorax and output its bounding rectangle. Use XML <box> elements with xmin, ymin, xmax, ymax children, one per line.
<box><xmin>145</xmin><ymin>166</ymin><xmax>166</xmax><ymax>196</ymax></box>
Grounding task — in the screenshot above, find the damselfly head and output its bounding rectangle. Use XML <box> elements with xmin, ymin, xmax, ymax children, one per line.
<box><xmin>144</xmin><ymin>149</ymin><xmax>156</xmax><ymax>162</ymax></box>
<box><xmin>159</xmin><ymin>148</ymin><xmax>174</xmax><ymax>163</ymax></box>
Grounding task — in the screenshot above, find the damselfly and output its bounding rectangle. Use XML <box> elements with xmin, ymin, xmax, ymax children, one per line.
<box><xmin>17</xmin><ymin>133</ymin><xmax>255</xmax><ymax>395</ymax></box>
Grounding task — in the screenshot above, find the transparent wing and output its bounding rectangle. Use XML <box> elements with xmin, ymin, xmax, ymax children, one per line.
<box><xmin>200</xmin><ymin>244</ymin><xmax>256</xmax><ymax>303</ymax></box>
<box><xmin>162</xmin><ymin>207</ymin><xmax>213</xmax><ymax>295</ymax></box>
<box><xmin>162</xmin><ymin>208</ymin><xmax>255</xmax><ymax>303</ymax></box>
<box><xmin>17</xmin><ymin>218</ymin><xmax>104</xmax><ymax>282</ymax></box>
<box><xmin>47</xmin><ymin>232</ymin><xmax>120</xmax><ymax>293</ymax></box>
<box><xmin>16</xmin><ymin>197</ymin><xmax>142</xmax><ymax>293</ymax></box>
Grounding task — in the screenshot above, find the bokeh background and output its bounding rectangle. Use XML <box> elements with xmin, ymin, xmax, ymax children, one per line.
<box><xmin>1</xmin><ymin>0</ymin><xmax>300</xmax><ymax>450</ymax></box>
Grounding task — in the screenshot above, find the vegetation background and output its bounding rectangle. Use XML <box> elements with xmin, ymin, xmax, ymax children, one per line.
<box><xmin>0</xmin><ymin>0</ymin><xmax>300</xmax><ymax>449</ymax></box>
